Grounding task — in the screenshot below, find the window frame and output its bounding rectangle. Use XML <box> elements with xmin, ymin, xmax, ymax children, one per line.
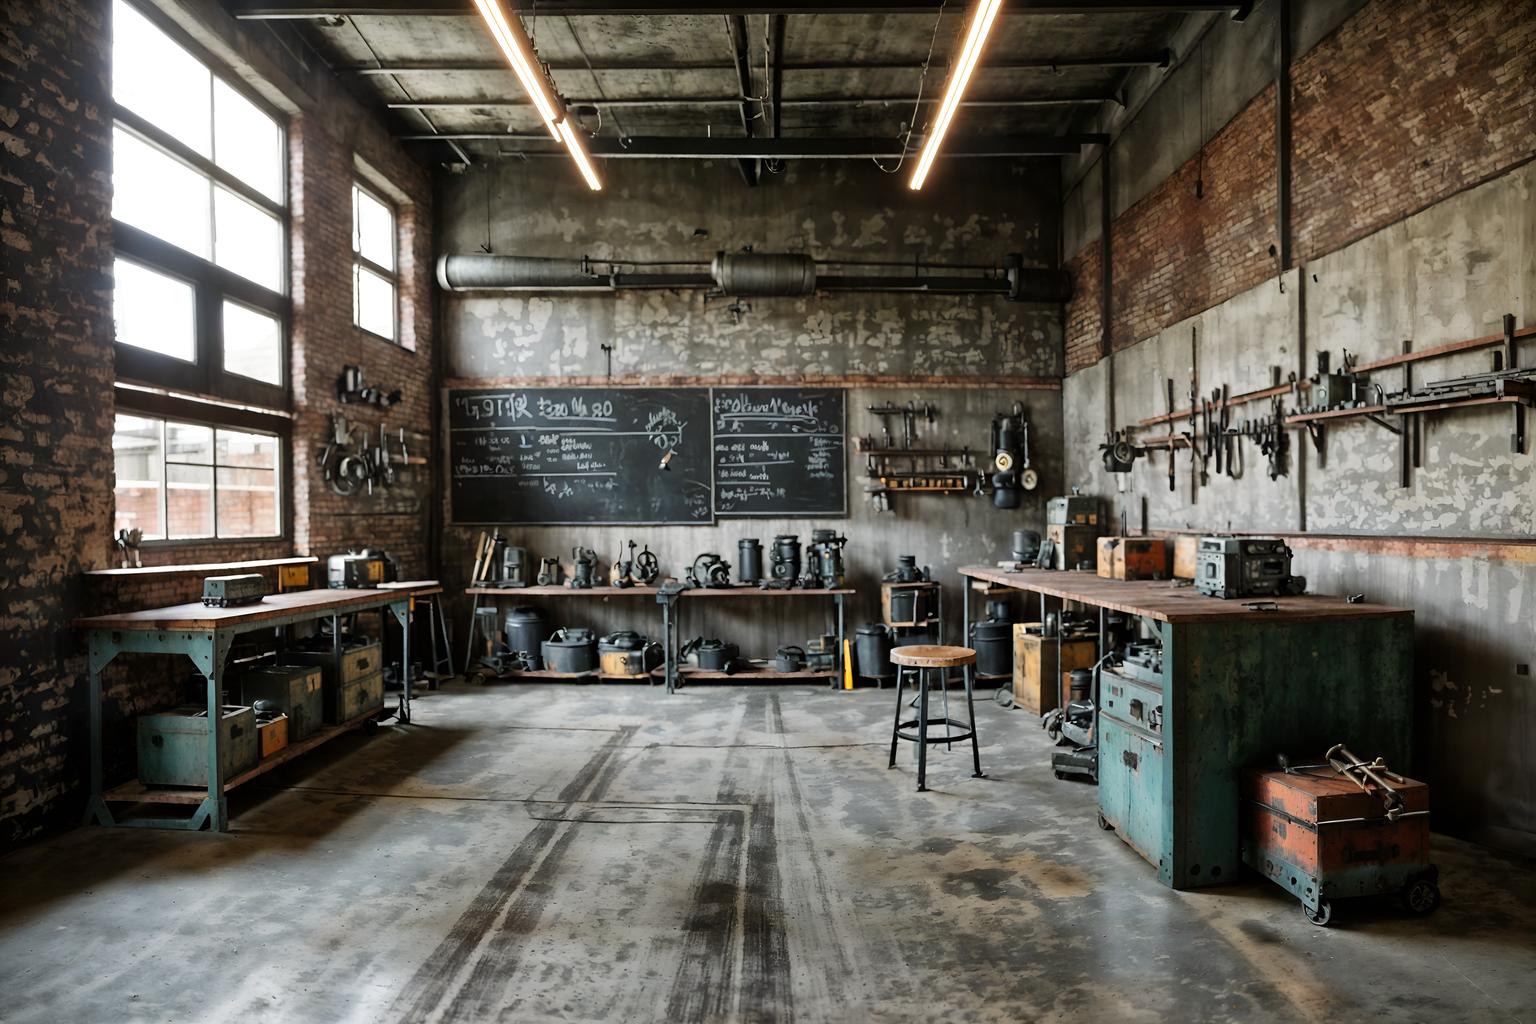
<box><xmin>352</xmin><ymin>180</ymin><xmax>400</xmax><ymax>345</ymax></box>
<box><xmin>113</xmin><ymin>392</ymin><xmax>292</xmax><ymax>546</ymax></box>
<box><xmin>110</xmin><ymin>1</ymin><xmax>290</xmax><ymax>410</ymax></box>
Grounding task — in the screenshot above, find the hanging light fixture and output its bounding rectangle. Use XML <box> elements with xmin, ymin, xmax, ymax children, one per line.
<box><xmin>909</xmin><ymin>0</ymin><xmax>1004</xmax><ymax>191</ymax></box>
<box><xmin>472</xmin><ymin>0</ymin><xmax>602</xmax><ymax>191</ymax></box>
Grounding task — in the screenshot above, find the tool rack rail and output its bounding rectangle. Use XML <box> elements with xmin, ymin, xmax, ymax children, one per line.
<box><xmin>74</xmin><ymin>585</ymin><xmax>437</xmax><ymax>833</ymax></box>
<box><xmin>462</xmin><ymin>584</ymin><xmax>665</xmax><ymax>682</ymax></box>
<box><xmin>658</xmin><ymin>585</ymin><xmax>855</xmax><ymax>694</ymax></box>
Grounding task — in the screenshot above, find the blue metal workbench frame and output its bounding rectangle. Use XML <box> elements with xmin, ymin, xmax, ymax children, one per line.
<box><xmin>78</xmin><ymin>589</ymin><xmax>419</xmax><ymax>832</ymax></box>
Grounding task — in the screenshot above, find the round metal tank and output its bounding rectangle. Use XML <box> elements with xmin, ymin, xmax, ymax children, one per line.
<box><xmin>710</xmin><ymin>252</ymin><xmax>816</xmax><ymax>296</ymax></box>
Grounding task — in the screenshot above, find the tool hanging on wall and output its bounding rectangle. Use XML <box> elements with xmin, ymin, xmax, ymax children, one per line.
<box><xmin>318</xmin><ymin>414</ymin><xmax>419</xmax><ymax>497</ymax></box>
<box><xmin>336</xmin><ymin>364</ymin><xmax>402</xmax><ymax>408</ymax></box>
<box><xmin>1098</xmin><ymin>430</ymin><xmax>1142</xmax><ymax>473</ymax></box>
<box><xmin>989</xmin><ymin>401</ymin><xmax>1037</xmax><ymax>508</ymax></box>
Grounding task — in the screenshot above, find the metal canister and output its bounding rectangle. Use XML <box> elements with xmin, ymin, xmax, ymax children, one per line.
<box><xmin>1069</xmin><ymin>667</ymin><xmax>1093</xmax><ymax>702</ymax></box>
<box><xmin>855</xmin><ymin>623</ymin><xmax>893</xmax><ymax>679</ymax></box>
<box><xmin>504</xmin><ymin>606</ymin><xmax>551</xmax><ymax>669</ymax></box>
<box><xmin>737</xmin><ymin>538</ymin><xmax>764</xmax><ymax>585</ymax></box>
<box><xmin>542</xmin><ymin>628</ymin><xmax>598</xmax><ymax>674</ymax></box>
<box><xmin>771</xmin><ymin>535</ymin><xmax>801</xmax><ymax>582</ymax></box>
<box><xmin>969</xmin><ymin>618</ymin><xmax>1014</xmax><ymax>678</ymax></box>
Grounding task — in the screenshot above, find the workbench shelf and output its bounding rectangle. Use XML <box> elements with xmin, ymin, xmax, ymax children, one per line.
<box><xmin>660</xmin><ymin>585</ymin><xmax>853</xmax><ymax>694</ymax></box>
<box><xmin>471</xmin><ymin>667</ymin><xmax>652</xmax><ymax>683</ymax></box>
<box><xmin>657</xmin><ymin>664</ymin><xmax>838</xmax><ymax>683</ymax></box>
<box><xmin>103</xmin><ymin>707</ymin><xmax>385</xmax><ymax>808</ymax></box>
<box><xmin>462</xmin><ymin>584</ymin><xmax>664</xmax><ymax>681</ymax></box>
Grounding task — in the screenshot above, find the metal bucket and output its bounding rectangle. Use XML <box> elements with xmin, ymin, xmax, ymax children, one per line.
<box><xmin>504</xmin><ymin>606</ymin><xmax>551</xmax><ymax>670</ymax></box>
<box><xmin>542</xmin><ymin>628</ymin><xmax>597</xmax><ymax>674</ymax></box>
<box><xmin>855</xmin><ymin>623</ymin><xmax>893</xmax><ymax>679</ymax></box>
<box><xmin>969</xmin><ymin>619</ymin><xmax>1014</xmax><ymax>678</ymax></box>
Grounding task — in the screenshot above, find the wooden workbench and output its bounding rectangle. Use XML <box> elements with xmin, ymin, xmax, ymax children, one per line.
<box><xmin>959</xmin><ymin>564</ymin><xmax>1415</xmax><ymax>892</ymax></box>
<box><xmin>74</xmin><ymin>582</ymin><xmax>441</xmax><ymax>832</ymax></box>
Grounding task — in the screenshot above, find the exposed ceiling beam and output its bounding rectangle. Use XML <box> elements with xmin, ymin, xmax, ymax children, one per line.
<box><xmin>723</xmin><ymin>14</ymin><xmax>760</xmax><ymax>185</ymax></box>
<box><xmin>391</xmin><ymin>133</ymin><xmax>1109</xmax><ymax>156</ymax></box>
<box><xmin>341</xmin><ymin>52</ymin><xmax>1173</xmax><ymax>75</ymax></box>
<box><xmin>233</xmin><ymin>1</ymin><xmax>1249</xmax><ymax>19</ymax></box>
<box><xmin>769</xmin><ymin>14</ymin><xmax>786</xmax><ymax>141</ymax></box>
<box><xmin>387</xmin><ymin>93</ymin><xmax>1122</xmax><ymax>109</ymax></box>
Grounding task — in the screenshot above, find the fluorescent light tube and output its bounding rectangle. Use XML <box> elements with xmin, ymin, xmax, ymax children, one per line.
<box><xmin>473</xmin><ymin>0</ymin><xmax>603</xmax><ymax>190</ymax></box>
<box><xmin>909</xmin><ymin>0</ymin><xmax>1004</xmax><ymax>191</ymax></box>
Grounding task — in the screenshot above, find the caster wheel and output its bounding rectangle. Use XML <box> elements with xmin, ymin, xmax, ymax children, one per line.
<box><xmin>1303</xmin><ymin>900</ymin><xmax>1333</xmax><ymax>927</ymax></box>
<box><xmin>1097</xmin><ymin>811</ymin><xmax>1115</xmax><ymax>831</ymax></box>
<box><xmin>1400</xmin><ymin>878</ymin><xmax>1440</xmax><ymax>916</ymax></box>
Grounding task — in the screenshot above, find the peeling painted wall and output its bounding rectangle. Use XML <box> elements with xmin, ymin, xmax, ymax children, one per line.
<box><xmin>1063</xmin><ymin>162</ymin><xmax>1536</xmax><ymax>854</ymax></box>
<box><xmin>438</xmin><ymin>158</ymin><xmax>1065</xmax><ymax>655</ymax></box>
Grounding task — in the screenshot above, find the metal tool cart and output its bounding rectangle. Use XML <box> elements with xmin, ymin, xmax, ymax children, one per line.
<box><xmin>657</xmin><ymin>584</ymin><xmax>854</xmax><ymax>693</ymax></box>
<box><xmin>959</xmin><ymin>565</ymin><xmax>1414</xmax><ymax>891</ymax></box>
<box><xmin>462</xmin><ymin>584</ymin><xmax>663</xmax><ymax>681</ymax></box>
<box><xmin>74</xmin><ymin>584</ymin><xmax>437</xmax><ymax>832</ymax></box>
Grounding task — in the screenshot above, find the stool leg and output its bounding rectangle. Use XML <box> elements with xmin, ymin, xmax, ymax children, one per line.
<box><xmin>916</xmin><ymin>668</ymin><xmax>930</xmax><ymax>792</ymax></box>
<box><xmin>965</xmin><ymin>662</ymin><xmax>985</xmax><ymax>779</ymax></box>
<box><xmin>888</xmin><ymin>665</ymin><xmax>906</xmax><ymax>769</ymax></box>
<box><xmin>940</xmin><ymin>664</ymin><xmax>953</xmax><ymax>752</ymax></box>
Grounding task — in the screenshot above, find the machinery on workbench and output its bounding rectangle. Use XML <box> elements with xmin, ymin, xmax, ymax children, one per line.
<box><xmin>858</xmin><ymin>399</ymin><xmax>1037</xmax><ymax>511</ymax></box>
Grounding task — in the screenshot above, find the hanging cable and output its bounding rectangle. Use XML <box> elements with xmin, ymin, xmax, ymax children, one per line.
<box><xmin>874</xmin><ymin>1</ymin><xmax>947</xmax><ymax>174</ymax></box>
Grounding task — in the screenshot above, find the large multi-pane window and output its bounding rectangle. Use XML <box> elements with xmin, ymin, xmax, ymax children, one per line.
<box><xmin>352</xmin><ymin>182</ymin><xmax>398</xmax><ymax>342</ymax></box>
<box><xmin>111</xmin><ymin>0</ymin><xmax>287</xmax><ymax>404</ymax></box>
<box><xmin>113</xmin><ymin>414</ymin><xmax>282</xmax><ymax>541</ymax></box>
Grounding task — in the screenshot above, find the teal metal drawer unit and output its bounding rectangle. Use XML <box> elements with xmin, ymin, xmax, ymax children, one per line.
<box><xmin>238</xmin><ymin>664</ymin><xmax>325</xmax><ymax>741</ymax></box>
<box><xmin>1097</xmin><ymin>615</ymin><xmax>1415</xmax><ymax>890</ymax></box>
<box><xmin>138</xmin><ymin>705</ymin><xmax>259</xmax><ymax>788</ymax></box>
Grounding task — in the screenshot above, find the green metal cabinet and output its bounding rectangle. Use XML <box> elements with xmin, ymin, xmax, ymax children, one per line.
<box><xmin>1098</xmin><ymin>614</ymin><xmax>1415</xmax><ymax>890</ymax></box>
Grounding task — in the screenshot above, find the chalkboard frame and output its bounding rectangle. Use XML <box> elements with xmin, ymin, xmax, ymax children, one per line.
<box><xmin>446</xmin><ymin>386</ymin><xmax>716</xmax><ymax>526</ymax></box>
<box><xmin>709</xmin><ymin>386</ymin><xmax>849</xmax><ymax>519</ymax></box>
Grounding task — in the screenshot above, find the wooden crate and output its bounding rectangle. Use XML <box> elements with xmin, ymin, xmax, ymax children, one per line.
<box><xmin>257</xmin><ymin>715</ymin><xmax>289</xmax><ymax>759</ymax></box>
<box><xmin>1172</xmin><ymin>536</ymin><xmax>1200</xmax><ymax>579</ymax></box>
<box><xmin>1096</xmin><ymin>537</ymin><xmax>1170</xmax><ymax>580</ymax></box>
<box><xmin>1011</xmin><ymin>625</ymin><xmax>1099</xmax><ymax>715</ymax></box>
<box><xmin>880</xmin><ymin>581</ymin><xmax>939</xmax><ymax>627</ymax></box>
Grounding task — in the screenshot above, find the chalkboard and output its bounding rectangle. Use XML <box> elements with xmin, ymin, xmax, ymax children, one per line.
<box><xmin>712</xmin><ymin>387</ymin><xmax>847</xmax><ymax>517</ymax></box>
<box><xmin>449</xmin><ymin>387</ymin><xmax>714</xmax><ymax>524</ymax></box>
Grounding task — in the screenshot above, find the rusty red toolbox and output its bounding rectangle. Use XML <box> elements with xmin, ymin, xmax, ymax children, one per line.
<box><xmin>1240</xmin><ymin>764</ymin><xmax>1439</xmax><ymax>926</ymax></box>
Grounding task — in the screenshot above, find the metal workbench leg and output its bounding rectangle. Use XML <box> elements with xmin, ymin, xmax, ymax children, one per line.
<box><xmin>198</xmin><ymin>632</ymin><xmax>229</xmax><ymax>833</ymax></box>
<box><xmin>387</xmin><ymin>598</ymin><xmax>412</xmax><ymax>724</ymax></box>
<box><xmin>83</xmin><ymin>633</ymin><xmax>115</xmax><ymax>827</ymax></box>
<box><xmin>833</xmin><ymin>593</ymin><xmax>846</xmax><ymax>691</ymax></box>
<box><xmin>462</xmin><ymin>592</ymin><xmax>481</xmax><ymax>680</ymax></box>
<box><xmin>660</xmin><ymin>598</ymin><xmax>671</xmax><ymax>692</ymax></box>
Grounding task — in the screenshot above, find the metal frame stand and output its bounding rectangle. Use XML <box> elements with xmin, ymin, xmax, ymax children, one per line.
<box><xmin>83</xmin><ymin>593</ymin><xmax>412</xmax><ymax>832</ymax></box>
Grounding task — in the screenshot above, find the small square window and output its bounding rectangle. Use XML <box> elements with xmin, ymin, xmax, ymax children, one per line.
<box><xmin>222</xmin><ymin>301</ymin><xmax>282</xmax><ymax>385</ymax></box>
<box><xmin>113</xmin><ymin>127</ymin><xmax>212</xmax><ymax>259</ymax></box>
<box><xmin>112</xmin><ymin>0</ymin><xmax>212</xmax><ymax>156</ymax></box>
<box><xmin>352</xmin><ymin>182</ymin><xmax>399</xmax><ymax>342</ymax></box>
<box><xmin>353</xmin><ymin>185</ymin><xmax>395</xmax><ymax>271</ymax></box>
<box><xmin>214</xmin><ymin>186</ymin><xmax>284</xmax><ymax>291</ymax></box>
<box><xmin>213</xmin><ymin>78</ymin><xmax>283</xmax><ymax>202</ymax></box>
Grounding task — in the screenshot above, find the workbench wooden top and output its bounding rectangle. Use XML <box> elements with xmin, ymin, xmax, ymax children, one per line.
<box><xmin>959</xmin><ymin>565</ymin><xmax>1412</xmax><ymax>624</ymax></box>
<box><xmin>74</xmin><ymin>585</ymin><xmax>436</xmax><ymax>631</ymax></box>
<box><xmin>465</xmin><ymin>584</ymin><xmax>664</xmax><ymax>597</ymax></box>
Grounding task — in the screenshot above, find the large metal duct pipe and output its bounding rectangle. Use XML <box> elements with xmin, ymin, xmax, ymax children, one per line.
<box><xmin>437</xmin><ymin>251</ymin><xmax>1070</xmax><ymax>302</ymax></box>
<box><xmin>709</xmin><ymin>252</ymin><xmax>817</xmax><ymax>296</ymax></box>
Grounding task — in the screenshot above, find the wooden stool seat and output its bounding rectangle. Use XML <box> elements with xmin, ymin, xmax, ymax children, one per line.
<box><xmin>890</xmin><ymin>644</ymin><xmax>975</xmax><ymax>669</ymax></box>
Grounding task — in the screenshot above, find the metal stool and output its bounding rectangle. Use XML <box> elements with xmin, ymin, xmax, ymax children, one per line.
<box><xmin>888</xmin><ymin>645</ymin><xmax>984</xmax><ymax>792</ymax></box>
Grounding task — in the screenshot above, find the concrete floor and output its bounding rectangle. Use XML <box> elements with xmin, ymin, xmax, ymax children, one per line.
<box><xmin>1</xmin><ymin>683</ymin><xmax>1533</xmax><ymax>1024</ymax></box>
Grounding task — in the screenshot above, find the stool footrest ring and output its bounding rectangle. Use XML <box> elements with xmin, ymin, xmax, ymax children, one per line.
<box><xmin>895</xmin><ymin>717</ymin><xmax>976</xmax><ymax>745</ymax></box>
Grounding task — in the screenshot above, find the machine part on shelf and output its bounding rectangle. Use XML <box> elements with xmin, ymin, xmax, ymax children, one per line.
<box><xmin>115</xmin><ymin>527</ymin><xmax>143</xmax><ymax>569</ymax></box>
<box><xmin>807</xmin><ymin>529</ymin><xmax>848</xmax><ymax>588</ymax></box>
<box><xmin>598</xmin><ymin>631</ymin><xmax>660</xmax><ymax>676</ymax></box>
<box><xmin>1036</xmin><ymin>535</ymin><xmax>1057</xmax><ymax>571</ymax></box>
<box><xmin>882</xmin><ymin>554</ymin><xmax>929</xmax><ymax>584</ymax></box>
<box><xmin>737</xmin><ymin>538</ymin><xmax>764</xmax><ymax>585</ymax></box>
<box><xmin>855</xmin><ymin>624</ymin><xmax>894</xmax><ymax>680</ymax></box>
<box><xmin>983</xmin><ymin>598</ymin><xmax>1011</xmax><ymax>623</ymax></box>
<box><xmin>336</xmin><ymin>363</ymin><xmax>402</xmax><ymax>408</ymax></box>
<box><xmin>805</xmin><ymin>634</ymin><xmax>838</xmax><ymax>673</ymax></box>
<box><xmin>1325</xmin><ymin>742</ymin><xmax>1407</xmax><ymax>820</ymax></box>
<box><xmin>690</xmin><ymin>637</ymin><xmax>740</xmax><ymax>672</ymax></box>
<box><xmin>568</xmin><ymin>547</ymin><xmax>599</xmax><ymax>589</ymax></box>
<box><xmin>503</xmin><ymin>606</ymin><xmax>551</xmax><ymax>671</ymax></box>
<box><xmin>1194</xmin><ymin>537</ymin><xmax>1306</xmax><ymax>599</ymax></box>
<box><xmin>773</xmin><ymin>644</ymin><xmax>807</xmax><ymax>673</ymax></box>
<box><xmin>327</xmin><ymin>549</ymin><xmax>395</xmax><ymax>589</ymax></box>
<box><xmin>608</xmin><ymin>544</ymin><xmax>634</xmax><ymax>589</ymax></box>
<box><xmin>536</xmin><ymin>557</ymin><xmax>563</xmax><ymax>587</ymax></box>
<box><xmin>201</xmin><ymin>574</ymin><xmax>266</xmax><ymax>608</ymax></box>
<box><xmin>887</xmin><ymin>585</ymin><xmax>934</xmax><ymax>626</ymax></box>
<box><xmin>685</xmin><ymin>553</ymin><xmax>733</xmax><ymax>589</ymax></box>
<box><xmin>866</xmin><ymin>403</ymin><xmax>902</xmax><ymax>448</ymax></box>
<box><xmin>1045</xmin><ymin>493</ymin><xmax>1097</xmax><ymax>526</ymax></box>
<box><xmin>497</xmin><ymin>544</ymin><xmax>528</xmax><ymax>588</ymax></box>
<box><xmin>1099</xmin><ymin>430</ymin><xmax>1141</xmax><ymax>473</ymax></box>
<box><xmin>1121</xmin><ymin>639</ymin><xmax>1164</xmax><ymax>678</ymax></box>
<box><xmin>633</xmin><ymin>544</ymin><xmax>661</xmax><ymax>585</ymax></box>
<box><xmin>542</xmin><ymin>628</ymin><xmax>598</xmax><ymax>674</ymax></box>
<box><xmin>989</xmin><ymin>401</ymin><xmax>1035</xmax><ymax>508</ymax></box>
<box><xmin>766</xmin><ymin>534</ymin><xmax>802</xmax><ymax>588</ymax></box>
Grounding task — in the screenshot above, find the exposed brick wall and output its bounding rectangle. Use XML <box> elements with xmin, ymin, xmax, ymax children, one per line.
<box><xmin>0</xmin><ymin>1</ymin><xmax>436</xmax><ymax>852</ymax></box>
<box><xmin>1062</xmin><ymin>0</ymin><xmax>1534</xmax><ymax>375</ymax></box>
<box><xmin>1111</xmin><ymin>87</ymin><xmax>1277</xmax><ymax>353</ymax></box>
<box><xmin>1292</xmin><ymin>0</ymin><xmax>1536</xmax><ymax>262</ymax></box>
<box><xmin>1064</xmin><ymin>240</ymin><xmax>1102</xmax><ymax>375</ymax></box>
<box><xmin>0</xmin><ymin>0</ymin><xmax>115</xmax><ymax>850</ymax></box>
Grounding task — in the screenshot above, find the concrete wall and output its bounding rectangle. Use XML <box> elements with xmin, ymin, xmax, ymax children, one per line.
<box><xmin>437</xmin><ymin>158</ymin><xmax>1065</xmax><ymax>656</ymax></box>
<box><xmin>1063</xmin><ymin>162</ymin><xmax>1536</xmax><ymax>852</ymax></box>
